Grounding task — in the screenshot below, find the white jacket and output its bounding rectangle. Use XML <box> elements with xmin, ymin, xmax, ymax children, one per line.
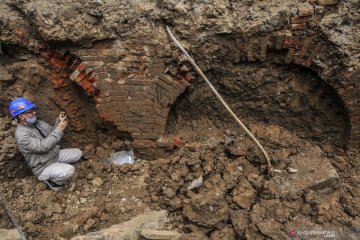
<box><xmin>15</xmin><ymin>119</ymin><xmax>63</xmax><ymax>177</ymax></box>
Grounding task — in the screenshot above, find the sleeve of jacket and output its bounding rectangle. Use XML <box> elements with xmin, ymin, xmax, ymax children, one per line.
<box><xmin>17</xmin><ymin>127</ymin><xmax>64</xmax><ymax>153</ymax></box>
<box><xmin>40</xmin><ymin>118</ymin><xmax>60</xmax><ymax>134</ymax></box>
<box><xmin>52</xmin><ymin>117</ymin><xmax>60</xmax><ymax>133</ymax></box>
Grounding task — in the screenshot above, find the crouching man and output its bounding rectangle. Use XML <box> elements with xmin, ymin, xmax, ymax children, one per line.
<box><xmin>9</xmin><ymin>97</ymin><xmax>82</xmax><ymax>191</ymax></box>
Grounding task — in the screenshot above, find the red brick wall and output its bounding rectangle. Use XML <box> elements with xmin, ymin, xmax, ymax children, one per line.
<box><xmin>63</xmin><ymin>39</ymin><xmax>192</xmax><ymax>149</ymax></box>
<box><xmin>40</xmin><ymin>0</ymin><xmax>359</xmax><ymax>152</ymax></box>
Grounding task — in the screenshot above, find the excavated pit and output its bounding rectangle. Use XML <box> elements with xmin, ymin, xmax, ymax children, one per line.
<box><xmin>167</xmin><ymin>51</ymin><xmax>350</xmax><ymax>148</ymax></box>
<box><xmin>0</xmin><ymin>0</ymin><xmax>360</xmax><ymax>239</ymax></box>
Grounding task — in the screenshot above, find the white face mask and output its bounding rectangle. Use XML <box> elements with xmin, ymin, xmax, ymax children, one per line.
<box><xmin>25</xmin><ymin>116</ymin><xmax>37</xmax><ymax>125</ymax></box>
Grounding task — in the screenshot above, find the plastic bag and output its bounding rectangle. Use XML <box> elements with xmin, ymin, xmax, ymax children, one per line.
<box><xmin>107</xmin><ymin>150</ymin><xmax>134</xmax><ymax>165</ymax></box>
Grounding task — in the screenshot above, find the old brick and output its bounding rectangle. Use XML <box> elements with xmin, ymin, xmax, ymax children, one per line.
<box><xmin>308</xmin><ymin>15</ymin><xmax>322</xmax><ymax>29</ymax></box>
<box><xmin>128</xmin><ymin>103</ymin><xmax>148</xmax><ymax>111</ymax></box>
<box><xmin>170</xmin><ymin>80</ymin><xmax>186</xmax><ymax>92</ymax></box>
<box><xmin>123</xmin><ymin>55</ymin><xmax>140</xmax><ymax>62</ymax></box>
<box><xmin>156</xmin><ymin>50</ymin><xmax>171</xmax><ymax>58</ymax></box>
<box><xmin>149</xmin><ymin>67</ymin><xmax>164</xmax><ymax>76</ymax></box>
<box><xmin>103</xmin><ymin>49</ymin><xmax>126</xmax><ymax>57</ymax></box>
<box><xmin>155</xmin><ymin>78</ymin><xmax>176</xmax><ymax>93</ymax></box>
<box><xmin>93</xmin><ymin>42</ymin><xmax>111</xmax><ymax>50</ymax></box>
<box><xmin>156</xmin><ymin>138</ymin><xmax>175</xmax><ymax>150</ymax></box>
<box><xmin>75</xmin><ymin>72</ymin><xmax>87</xmax><ymax>83</ymax></box>
<box><xmin>85</xmin><ymin>71</ymin><xmax>96</xmax><ymax>81</ymax></box>
<box><xmin>159</xmin><ymin>74</ymin><xmax>174</xmax><ymax>85</ymax></box>
<box><xmin>106</xmin><ymin>67</ymin><xmax>123</xmax><ymax>78</ymax></box>
<box><xmin>84</xmin><ymin>61</ymin><xmax>105</xmax><ymax>68</ymax></box>
<box><xmin>298</xmin><ymin>3</ymin><xmax>314</xmax><ymax>17</ymax></box>
<box><xmin>84</xmin><ymin>66</ymin><xmax>93</xmax><ymax>75</ymax></box>
<box><xmin>69</xmin><ymin>69</ymin><xmax>80</xmax><ymax>81</ymax></box>
<box><xmin>126</xmin><ymin>79</ymin><xmax>152</xmax><ymax>86</ymax></box>
<box><xmin>123</xmin><ymin>85</ymin><xmax>141</xmax><ymax>93</ymax></box>
<box><xmin>103</xmin><ymin>55</ymin><xmax>121</xmax><ymax>62</ymax></box>
<box><xmin>155</xmin><ymin>109</ymin><xmax>168</xmax><ymax>118</ymax></box>
<box><xmin>291</xmin><ymin>16</ymin><xmax>311</xmax><ymax>24</ymax></box>
<box><xmin>132</xmin><ymin>140</ymin><xmax>156</xmax><ymax>149</ymax></box>
<box><xmin>132</xmin><ymin>92</ymin><xmax>155</xmax><ymax>102</ymax></box>
<box><xmin>316</xmin><ymin>0</ymin><xmax>339</xmax><ymax>6</ymax></box>
<box><xmin>77</xmin><ymin>62</ymin><xmax>87</xmax><ymax>72</ymax></box>
<box><xmin>291</xmin><ymin>23</ymin><xmax>307</xmax><ymax>31</ymax></box>
<box><xmin>81</xmin><ymin>55</ymin><xmax>103</xmax><ymax>62</ymax></box>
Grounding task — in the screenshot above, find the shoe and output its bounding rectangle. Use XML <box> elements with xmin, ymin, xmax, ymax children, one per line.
<box><xmin>43</xmin><ymin>180</ymin><xmax>64</xmax><ymax>191</ymax></box>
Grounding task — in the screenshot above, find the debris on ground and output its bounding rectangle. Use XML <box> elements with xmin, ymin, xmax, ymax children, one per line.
<box><xmin>0</xmin><ymin>0</ymin><xmax>359</xmax><ymax>239</ymax></box>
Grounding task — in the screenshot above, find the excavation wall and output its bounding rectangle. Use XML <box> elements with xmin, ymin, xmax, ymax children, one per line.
<box><xmin>0</xmin><ymin>0</ymin><xmax>359</xmax><ymax>157</ymax></box>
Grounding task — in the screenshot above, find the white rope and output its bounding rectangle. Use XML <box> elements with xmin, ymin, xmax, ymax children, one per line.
<box><xmin>165</xmin><ymin>25</ymin><xmax>273</xmax><ymax>170</ymax></box>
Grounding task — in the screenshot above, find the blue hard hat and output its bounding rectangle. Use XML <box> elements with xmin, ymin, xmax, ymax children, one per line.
<box><xmin>9</xmin><ymin>98</ymin><xmax>37</xmax><ymax>118</ymax></box>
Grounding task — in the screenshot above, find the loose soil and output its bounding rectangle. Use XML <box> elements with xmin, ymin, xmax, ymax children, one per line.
<box><xmin>1</xmin><ymin>115</ymin><xmax>359</xmax><ymax>239</ymax></box>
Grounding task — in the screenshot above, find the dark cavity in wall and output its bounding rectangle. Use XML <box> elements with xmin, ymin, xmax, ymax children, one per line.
<box><xmin>166</xmin><ymin>53</ymin><xmax>350</xmax><ymax>149</ymax></box>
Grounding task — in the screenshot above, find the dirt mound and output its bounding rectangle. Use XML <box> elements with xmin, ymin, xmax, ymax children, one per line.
<box><xmin>0</xmin><ymin>119</ymin><xmax>359</xmax><ymax>239</ymax></box>
<box><xmin>143</xmin><ymin>124</ymin><xmax>359</xmax><ymax>239</ymax></box>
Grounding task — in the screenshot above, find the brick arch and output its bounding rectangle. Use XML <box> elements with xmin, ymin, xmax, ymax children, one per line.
<box><xmin>39</xmin><ymin>0</ymin><xmax>359</xmax><ymax>153</ymax></box>
<box><xmin>46</xmin><ymin>39</ymin><xmax>194</xmax><ymax>150</ymax></box>
<box><xmin>206</xmin><ymin>0</ymin><xmax>358</xmax><ymax>151</ymax></box>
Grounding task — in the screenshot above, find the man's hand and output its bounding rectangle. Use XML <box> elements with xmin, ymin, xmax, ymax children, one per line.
<box><xmin>59</xmin><ymin>112</ymin><xmax>67</xmax><ymax>121</ymax></box>
<box><xmin>58</xmin><ymin>117</ymin><xmax>68</xmax><ymax>131</ymax></box>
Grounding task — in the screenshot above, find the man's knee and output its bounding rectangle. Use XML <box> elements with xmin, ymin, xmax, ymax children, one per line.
<box><xmin>60</xmin><ymin>165</ymin><xmax>75</xmax><ymax>181</ymax></box>
<box><xmin>53</xmin><ymin>165</ymin><xmax>75</xmax><ymax>184</ymax></box>
<box><xmin>66</xmin><ymin>165</ymin><xmax>75</xmax><ymax>178</ymax></box>
<box><xmin>73</xmin><ymin>148</ymin><xmax>82</xmax><ymax>161</ymax></box>
<box><xmin>60</xmin><ymin>148</ymin><xmax>82</xmax><ymax>163</ymax></box>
